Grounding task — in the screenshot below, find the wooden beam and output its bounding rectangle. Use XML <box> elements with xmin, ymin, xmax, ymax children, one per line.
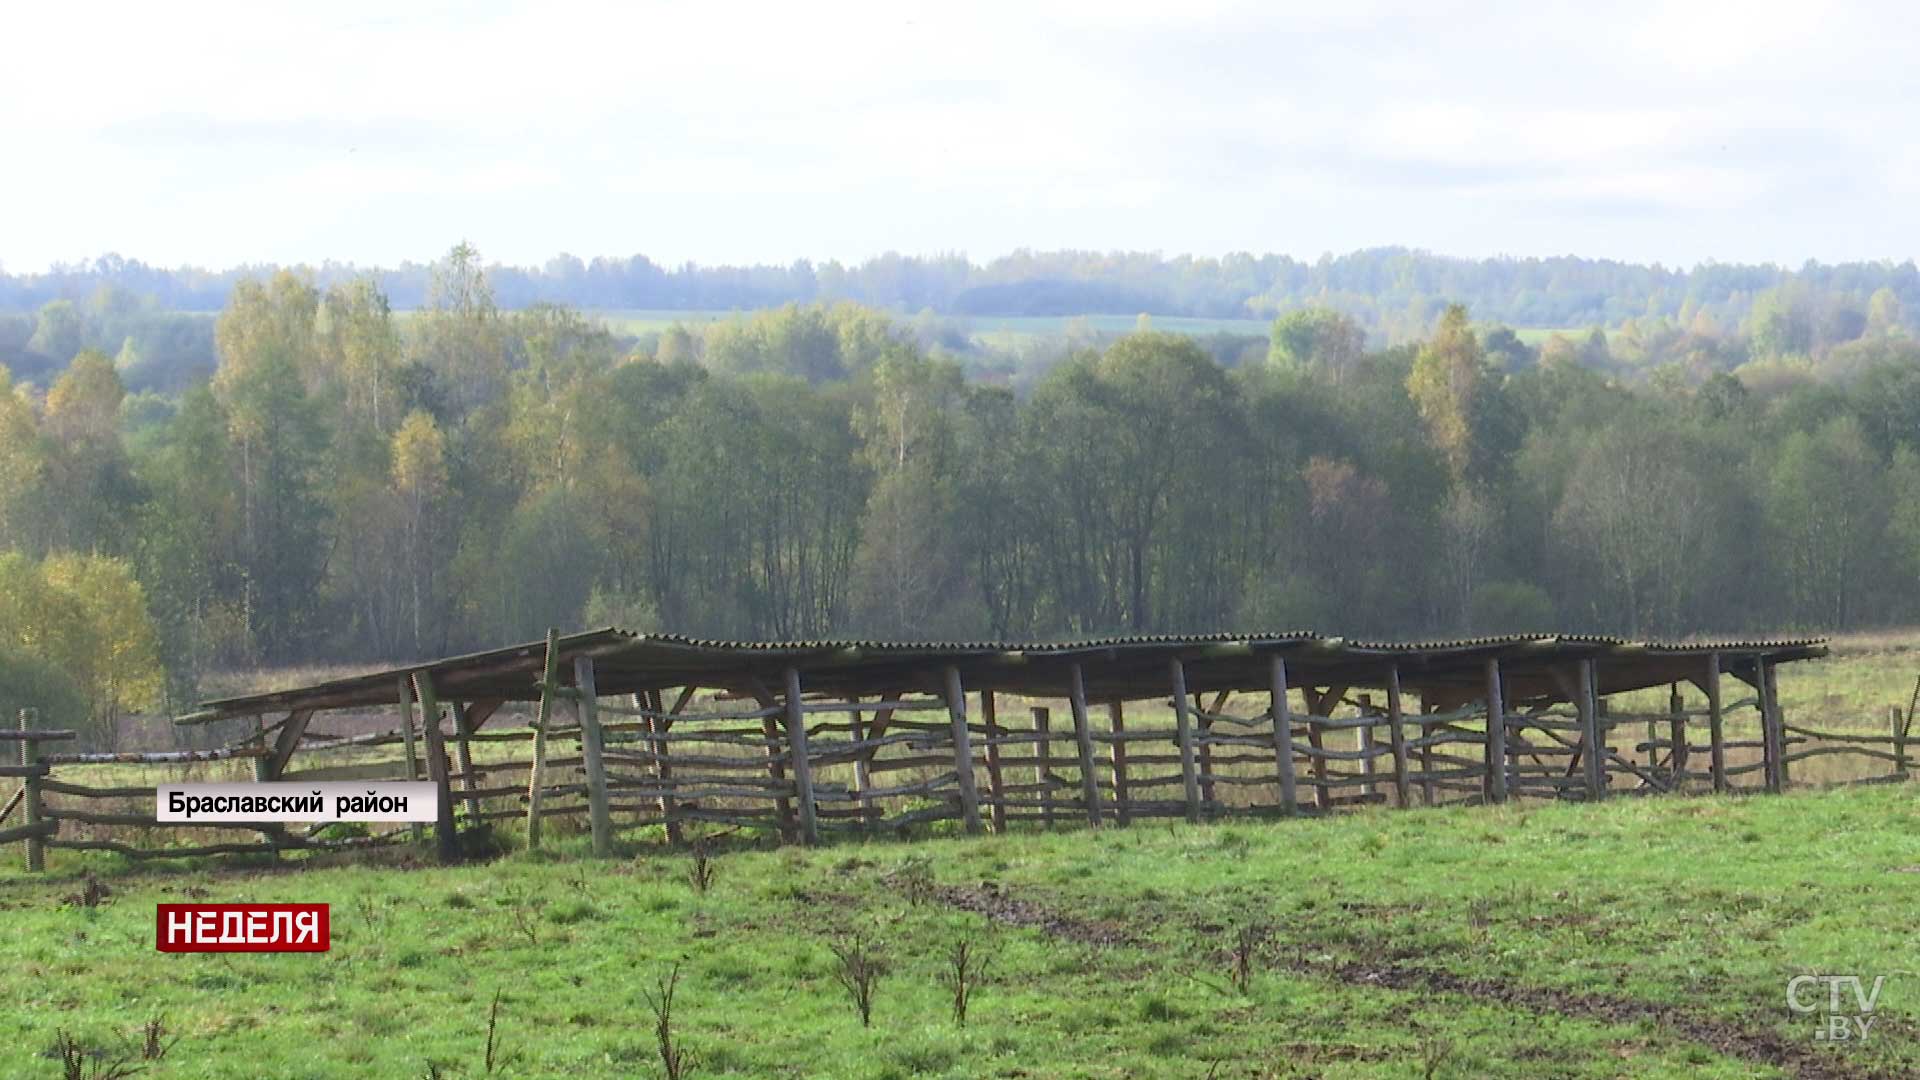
<box><xmin>524</xmin><ymin>628</ymin><xmax>559</xmax><ymax>850</ymax></box>
<box><xmin>574</xmin><ymin>656</ymin><xmax>612</xmax><ymax>856</ymax></box>
<box><xmin>1385</xmin><ymin>665</ymin><xmax>1410</xmax><ymax>808</ymax></box>
<box><xmin>1270</xmin><ymin>656</ymin><xmax>1298</xmax><ymax>815</ymax></box>
<box><xmin>1485</xmin><ymin>658</ymin><xmax>1508</xmax><ymax>804</ymax></box>
<box><xmin>1068</xmin><ymin>663</ymin><xmax>1102</xmax><ymax>826</ymax></box>
<box><xmin>942</xmin><ymin>666</ymin><xmax>984</xmax><ymax>835</ymax></box>
<box><xmin>413</xmin><ymin>672</ymin><xmax>458</xmax><ymax>864</ymax></box>
<box><xmin>783</xmin><ymin>667</ymin><xmax>821</xmax><ymax>845</ymax></box>
<box><xmin>1169</xmin><ymin>659</ymin><xmax>1202</xmax><ymax>823</ymax></box>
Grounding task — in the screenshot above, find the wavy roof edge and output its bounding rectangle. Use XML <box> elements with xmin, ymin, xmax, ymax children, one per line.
<box><xmin>192</xmin><ymin>628</ymin><xmax>1829</xmax><ymax>716</ymax></box>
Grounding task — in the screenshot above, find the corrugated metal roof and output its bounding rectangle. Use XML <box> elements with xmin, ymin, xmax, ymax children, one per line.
<box><xmin>188</xmin><ymin>628</ymin><xmax>1828</xmax><ymax>721</ymax></box>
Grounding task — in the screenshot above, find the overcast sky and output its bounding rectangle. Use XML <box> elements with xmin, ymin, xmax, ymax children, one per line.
<box><xmin>4</xmin><ymin>0</ymin><xmax>1916</xmax><ymax>272</ymax></box>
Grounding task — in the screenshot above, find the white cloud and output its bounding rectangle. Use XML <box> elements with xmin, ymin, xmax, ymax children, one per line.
<box><xmin>0</xmin><ymin>0</ymin><xmax>1914</xmax><ymax>269</ymax></box>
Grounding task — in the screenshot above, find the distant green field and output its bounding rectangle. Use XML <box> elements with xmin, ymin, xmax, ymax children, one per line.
<box><xmin>585</xmin><ymin>309</ymin><xmax>1274</xmax><ymax>351</ymax></box>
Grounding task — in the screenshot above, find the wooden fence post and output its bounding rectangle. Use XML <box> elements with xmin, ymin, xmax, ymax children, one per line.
<box><xmin>782</xmin><ymin>667</ymin><xmax>821</xmax><ymax>846</ymax></box>
<box><xmin>1485</xmin><ymin>658</ymin><xmax>1508</xmax><ymax>804</ymax></box>
<box><xmin>1761</xmin><ymin>659</ymin><xmax>1785</xmax><ymax>792</ymax></box>
<box><xmin>1705</xmin><ymin>652</ymin><xmax>1727</xmax><ymax>793</ymax></box>
<box><xmin>759</xmin><ymin>707</ymin><xmax>797</xmax><ymax>843</ymax></box>
<box><xmin>1577</xmin><ymin>660</ymin><xmax>1604</xmax><ymax>801</ymax></box>
<box><xmin>1420</xmin><ymin>702</ymin><xmax>1438</xmax><ymax>806</ymax></box>
<box><xmin>414</xmin><ymin>673</ymin><xmax>459</xmax><ymax>864</ymax></box>
<box><xmin>942</xmin><ymin>666</ymin><xmax>983</xmax><ymax>835</ymax></box>
<box><xmin>1169</xmin><ymin>659</ymin><xmax>1202</xmax><ymax>823</ymax></box>
<box><xmin>643</xmin><ymin>690</ymin><xmax>683</xmax><ymax>845</ymax></box>
<box><xmin>1356</xmin><ymin>694</ymin><xmax>1377</xmax><ymax>802</ymax></box>
<box><xmin>1667</xmin><ymin>682</ymin><xmax>1688</xmax><ymax>792</ymax></box>
<box><xmin>20</xmin><ymin>710</ymin><xmax>44</xmax><ymax>871</ymax></box>
<box><xmin>523</xmin><ymin>628</ymin><xmax>558</xmax><ymax>850</ymax></box>
<box><xmin>451</xmin><ymin>701</ymin><xmax>482</xmax><ymax>819</ymax></box>
<box><xmin>1108</xmin><ymin>701</ymin><xmax>1132</xmax><ymax>826</ymax></box>
<box><xmin>1385</xmin><ymin>666</ymin><xmax>1410</xmax><ymax>808</ymax></box>
<box><xmin>1895</xmin><ymin>699</ymin><xmax>1911</xmax><ymax>778</ymax></box>
<box><xmin>1269</xmin><ymin>656</ymin><xmax>1299</xmax><ymax>816</ymax></box>
<box><xmin>1032</xmin><ymin>706</ymin><xmax>1056</xmax><ymax>826</ymax></box>
<box><xmin>1067</xmin><ymin>664</ymin><xmax>1102</xmax><ymax>827</ymax></box>
<box><xmin>398</xmin><ymin>676</ymin><xmax>425</xmax><ymax>843</ymax></box>
<box><xmin>981</xmin><ymin>691</ymin><xmax>1006</xmax><ymax>835</ymax></box>
<box><xmin>573</xmin><ymin>656</ymin><xmax>613</xmax><ymax>856</ymax></box>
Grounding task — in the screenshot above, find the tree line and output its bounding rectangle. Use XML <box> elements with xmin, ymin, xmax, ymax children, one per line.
<box><xmin>7</xmin><ymin>246</ymin><xmax>1919</xmax><ymax>337</ymax></box>
<box><xmin>5</xmin><ymin>242</ymin><xmax>1920</xmax><ymax>744</ymax></box>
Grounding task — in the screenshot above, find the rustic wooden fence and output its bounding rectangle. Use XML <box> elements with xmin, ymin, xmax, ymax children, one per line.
<box><xmin>5</xmin><ymin>649</ymin><xmax>1911</xmax><ymax>869</ymax></box>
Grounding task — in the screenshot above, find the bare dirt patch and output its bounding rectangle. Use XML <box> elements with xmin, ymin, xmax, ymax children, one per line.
<box><xmin>932</xmin><ymin>880</ymin><xmax>1138</xmax><ymax>947</ymax></box>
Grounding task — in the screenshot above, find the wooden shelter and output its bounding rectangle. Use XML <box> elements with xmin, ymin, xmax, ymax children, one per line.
<box><xmin>151</xmin><ymin>629</ymin><xmax>1844</xmax><ymax>862</ymax></box>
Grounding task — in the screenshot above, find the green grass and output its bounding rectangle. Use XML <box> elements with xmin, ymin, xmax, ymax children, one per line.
<box><xmin>4</xmin><ymin>782</ymin><xmax>1917</xmax><ymax>1077</ymax></box>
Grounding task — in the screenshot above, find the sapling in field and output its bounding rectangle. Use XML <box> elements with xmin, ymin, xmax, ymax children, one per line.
<box><xmin>642</xmin><ymin>963</ymin><xmax>695</xmax><ymax>1080</ymax></box>
<box><xmin>829</xmin><ymin>934</ymin><xmax>888</xmax><ymax>1027</ymax></box>
<box><xmin>943</xmin><ymin>937</ymin><xmax>989</xmax><ymax>1026</ymax></box>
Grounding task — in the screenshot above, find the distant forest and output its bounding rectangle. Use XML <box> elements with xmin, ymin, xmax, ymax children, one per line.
<box><xmin>5</xmin><ymin>245</ymin><xmax>1919</xmax><ymax>398</ymax></box>
<box><xmin>4</xmin><ymin>242</ymin><xmax>1920</xmax><ymax>744</ymax></box>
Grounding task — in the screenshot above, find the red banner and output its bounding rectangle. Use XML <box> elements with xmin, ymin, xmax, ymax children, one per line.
<box><xmin>155</xmin><ymin>903</ymin><xmax>330</xmax><ymax>952</ymax></box>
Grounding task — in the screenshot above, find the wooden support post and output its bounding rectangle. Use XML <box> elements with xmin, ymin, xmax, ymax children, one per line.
<box><xmin>643</xmin><ymin>690</ymin><xmax>683</xmax><ymax>845</ymax></box>
<box><xmin>1067</xmin><ymin>663</ymin><xmax>1102</xmax><ymax>826</ymax></box>
<box><xmin>942</xmin><ymin>666</ymin><xmax>983</xmax><ymax>835</ymax></box>
<box><xmin>1032</xmin><ymin>706</ymin><xmax>1056</xmax><ymax>826</ymax></box>
<box><xmin>1385</xmin><ymin>666</ymin><xmax>1410</xmax><ymax>808</ymax></box>
<box><xmin>850</xmin><ymin>697</ymin><xmax>875</xmax><ymax>828</ymax></box>
<box><xmin>1485</xmin><ymin>658</ymin><xmax>1508</xmax><ymax>804</ymax></box>
<box><xmin>451</xmin><ymin>701</ymin><xmax>482</xmax><ymax>819</ymax></box>
<box><xmin>414</xmin><ymin>673</ymin><xmax>459</xmax><ymax>864</ymax></box>
<box><xmin>782</xmin><ymin>667</ymin><xmax>821</xmax><ymax>846</ymax></box>
<box><xmin>264</xmin><ymin>708</ymin><xmax>315</xmax><ymax>780</ymax></box>
<box><xmin>1705</xmin><ymin>653</ymin><xmax>1727</xmax><ymax>793</ymax></box>
<box><xmin>1576</xmin><ymin>660</ymin><xmax>1604</xmax><ymax>801</ymax></box>
<box><xmin>1108</xmin><ymin>701</ymin><xmax>1132</xmax><ymax>826</ymax></box>
<box><xmin>981</xmin><ymin>691</ymin><xmax>1007</xmax><ymax>835</ymax></box>
<box><xmin>19</xmin><ymin>710</ymin><xmax>44</xmax><ymax>871</ymax></box>
<box><xmin>1269</xmin><ymin>657</ymin><xmax>1299</xmax><ymax>816</ymax></box>
<box><xmin>1760</xmin><ymin>659</ymin><xmax>1785</xmax><ymax>792</ymax></box>
<box><xmin>573</xmin><ymin>656</ymin><xmax>613</xmax><ymax>856</ymax></box>
<box><xmin>523</xmin><ymin>628</ymin><xmax>558</xmax><ymax>850</ymax></box>
<box><xmin>1667</xmin><ymin>682</ymin><xmax>1688</xmax><ymax>792</ymax></box>
<box><xmin>1169</xmin><ymin>659</ymin><xmax>1202</xmax><ymax>823</ymax></box>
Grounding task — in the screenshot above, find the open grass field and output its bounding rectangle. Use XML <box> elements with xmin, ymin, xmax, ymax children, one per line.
<box><xmin>4</xmin><ymin>779</ymin><xmax>1919</xmax><ymax>1077</ymax></box>
<box><xmin>579</xmin><ymin>310</ymin><xmax>1275</xmax><ymax>351</ymax></box>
